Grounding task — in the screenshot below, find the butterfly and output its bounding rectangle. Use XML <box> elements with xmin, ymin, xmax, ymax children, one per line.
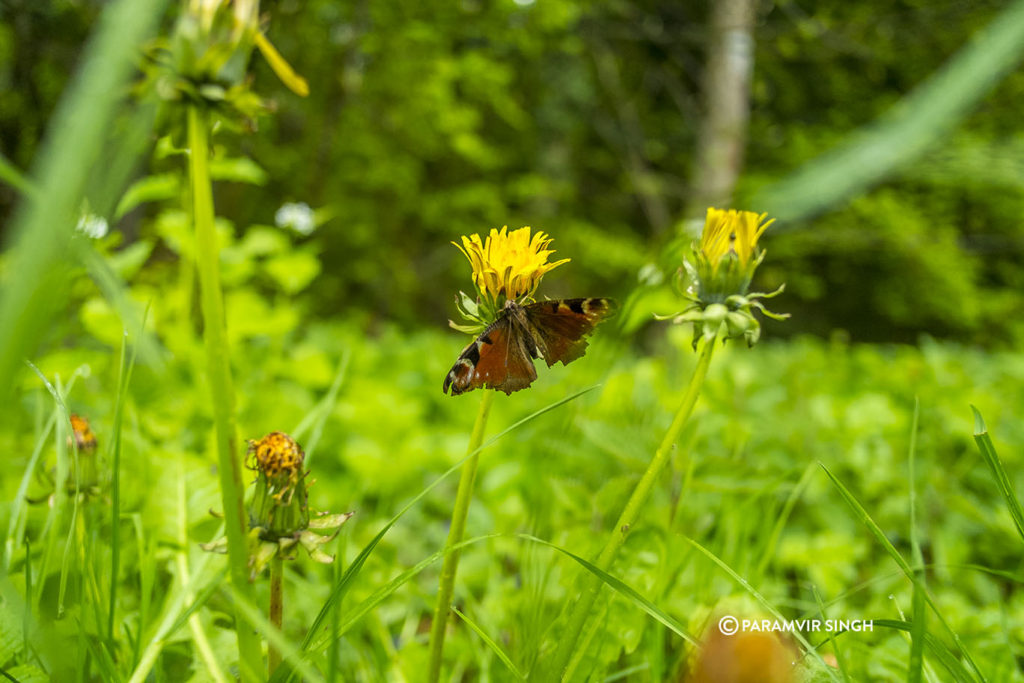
<box><xmin>443</xmin><ymin>297</ymin><xmax>614</xmax><ymax>396</ymax></box>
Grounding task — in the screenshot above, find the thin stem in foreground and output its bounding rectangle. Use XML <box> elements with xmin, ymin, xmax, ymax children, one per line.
<box><xmin>551</xmin><ymin>338</ymin><xmax>716</xmax><ymax>680</ymax></box>
<box><xmin>427</xmin><ymin>390</ymin><xmax>496</xmax><ymax>682</ymax></box>
<box><xmin>269</xmin><ymin>554</ymin><xmax>284</xmax><ymax>676</ymax></box>
<box><xmin>187</xmin><ymin>105</ymin><xmax>262</xmax><ymax>681</ymax></box>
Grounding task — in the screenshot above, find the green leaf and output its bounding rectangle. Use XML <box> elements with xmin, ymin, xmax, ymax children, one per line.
<box><xmin>238</xmin><ymin>226</ymin><xmax>289</xmax><ymax>258</ymax></box>
<box><xmin>0</xmin><ymin>601</ymin><xmax>20</xmax><ymax>665</ymax></box>
<box><xmin>208</xmin><ymin>156</ymin><xmax>268</xmax><ymax>185</ymax></box>
<box><xmin>263</xmin><ymin>250</ymin><xmax>321</xmax><ymax>294</ymax></box>
<box><xmin>114</xmin><ymin>173</ymin><xmax>180</xmax><ymax>219</ymax></box>
<box><xmin>224</xmin><ymin>289</ymin><xmax>299</xmax><ymax>341</ymax></box>
<box><xmin>3</xmin><ymin>664</ymin><xmax>50</xmax><ymax>683</ymax></box>
<box><xmin>106</xmin><ymin>240</ymin><xmax>156</xmax><ymax>280</ymax></box>
<box><xmin>81</xmin><ymin>297</ymin><xmax>131</xmax><ymax>349</ymax></box>
<box><xmin>971</xmin><ymin>406</ymin><xmax>1024</xmax><ymax>545</ymax></box>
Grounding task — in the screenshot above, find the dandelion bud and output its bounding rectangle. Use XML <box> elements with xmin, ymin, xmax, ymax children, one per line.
<box><xmin>693</xmin><ymin>208</ymin><xmax>770</xmax><ymax>302</ymax></box>
<box><xmin>667</xmin><ymin>208</ymin><xmax>788</xmax><ymax>347</ymax></box>
<box><xmin>203</xmin><ymin>431</ymin><xmax>352</xmax><ymax>576</ymax></box>
<box><xmin>247</xmin><ymin>431</ymin><xmax>310</xmax><ymax>539</ymax></box>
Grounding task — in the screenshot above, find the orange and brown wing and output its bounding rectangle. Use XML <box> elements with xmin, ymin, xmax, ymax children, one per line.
<box><xmin>522</xmin><ymin>298</ymin><xmax>614</xmax><ymax>367</ymax></box>
<box><xmin>443</xmin><ymin>317</ymin><xmax>538</xmax><ymax>396</ymax></box>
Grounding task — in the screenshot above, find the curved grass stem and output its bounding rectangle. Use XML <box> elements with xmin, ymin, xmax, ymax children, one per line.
<box><xmin>551</xmin><ymin>337</ymin><xmax>716</xmax><ymax>680</ymax></box>
<box><xmin>187</xmin><ymin>105</ymin><xmax>262</xmax><ymax>681</ymax></box>
<box><xmin>426</xmin><ymin>390</ymin><xmax>496</xmax><ymax>682</ymax></box>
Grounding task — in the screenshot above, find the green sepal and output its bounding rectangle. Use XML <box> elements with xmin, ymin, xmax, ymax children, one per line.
<box><xmin>299</xmin><ymin>529</ymin><xmax>336</xmax><ymax>564</ymax></box>
<box><xmin>199</xmin><ymin>536</ymin><xmax>228</xmax><ymax>554</ymax></box>
<box><xmin>307</xmin><ymin>511</ymin><xmax>355</xmax><ymax>531</ymax></box>
<box><xmin>452</xmin><ymin>290</ymin><xmax>497</xmax><ymax>335</ymax></box>
<box><xmin>251</xmin><ymin>539</ymin><xmax>280</xmax><ymax>577</ymax></box>
<box><xmin>449</xmin><ymin>319</ymin><xmax>486</xmax><ymax>335</ymax></box>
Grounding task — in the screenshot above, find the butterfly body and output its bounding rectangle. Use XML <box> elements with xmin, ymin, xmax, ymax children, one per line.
<box><xmin>443</xmin><ymin>297</ymin><xmax>614</xmax><ymax>396</ymax></box>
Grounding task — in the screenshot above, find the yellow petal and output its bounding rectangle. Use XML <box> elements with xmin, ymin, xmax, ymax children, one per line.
<box><xmin>452</xmin><ymin>225</ymin><xmax>570</xmax><ymax>305</ymax></box>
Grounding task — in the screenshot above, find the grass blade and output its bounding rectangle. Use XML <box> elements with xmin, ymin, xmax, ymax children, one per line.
<box><xmin>755</xmin><ymin>461</ymin><xmax>816</xmax><ymax>581</ymax></box>
<box><xmin>4</xmin><ymin>413</ymin><xmax>56</xmax><ymax>571</ymax></box>
<box><xmin>108</xmin><ymin>323</ymin><xmax>142</xmax><ymax>641</ymax></box>
<box><xmin>754</xmin><ymin>0</ymin><xmax>1024</xmax><ymax>222</ymax></box>
<box><xmin>821</xmin><ymin>463</ymin><xmax>985</xmax><ymax>682</ymax></box>
<box><xmin>908</xmin><ymin>399</ymin><xmax>926</xmax><ymax>683</ymax></box>
<box><xmin>77</xmin><ymin>247</ymin><xmax>164</xmax><ymax>369</ymax></box>
<box><xmin>518</xmin><ymin>534</ymin><xmax>698</xmax><ymax>647</ymax></box>
<box><xmin>313</xmin><ymin>534</ymin><xmax>501</xmax><ymax>652</ymax></box>
<box><xmin>971</xmin><ymin>406</ymin><xmax>1024</xmax><ymax>545</ymax></box>
<box><xmin>809</xmin><ymin>583</ymin><xmax>851</xmax><ymax>683</ymax></box>
<box><xmin>293</xmin><ymin>350</ymin><xmax>350</xmax><ymax>467</ymax></box>
<box><xmin>0</xmin><ymin>151</ymin><xmax>38</xmax><ymax>198</ymax></box>
<box><xmin>451</xmin><ymin>605</ymin><xmax>526</xmax><ymax>680</ymax></box>
<box><xmin>870</xmin><ymin>620</ymin><xmax>975</xmax><ymax>683</ymax></box>
<box><xmin>229</xmin><ymin>587</ymin><xmax>325</xmax><ymax>683</ymax></box>
<box><xmin>683</xmin><ymin>536</ymin><xmax>831</xmax><ymax>671</ymax></box>
<box><xmin>0</xmin><ymin>0</ymin><xmax>169</xmax><ymax>402</ymax></box>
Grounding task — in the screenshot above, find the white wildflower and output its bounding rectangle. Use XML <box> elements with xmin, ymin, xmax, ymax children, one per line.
<box><xmin>76</xmin><ymin>213</ymin><xmax>109</xmax><ymax>239</ymax></box>
<box><xmin>275</xmin><ymin>202</ymin><xmax>316</xmax><ymax>236</ymax></box>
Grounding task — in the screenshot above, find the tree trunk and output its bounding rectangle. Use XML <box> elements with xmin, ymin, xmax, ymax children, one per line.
<box><xmin>688</xmin><ymin>0</ymin><xmax>757</xmax><ymax>218</ymax></box>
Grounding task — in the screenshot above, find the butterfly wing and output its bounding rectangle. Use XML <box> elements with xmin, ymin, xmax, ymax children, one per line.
<box><xmin>443</xmin><ymin>315</ymin><xmax>538</xmax><ymax>396</ymax></box>
<box><xmin>522</xmin><ymin>298</ymin><xmax>614</xmax><ymax>368</ymax></box>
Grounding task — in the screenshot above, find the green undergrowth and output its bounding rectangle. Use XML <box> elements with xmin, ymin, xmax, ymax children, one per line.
<box><xmin>2</xmin><ymin>316</ymin><xmax>1022</xmax><ymax>681</ymax></box>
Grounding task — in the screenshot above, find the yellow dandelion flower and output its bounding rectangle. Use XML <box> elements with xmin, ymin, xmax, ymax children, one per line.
<box><xmin>700</xmin><ymin>208</ymin><xmax>773</xmax><ymax>273</ymax></box>
<box><xmin>454</xmin><ymin>226</ymin><xmax>570</xmax><ymax>311</ymax></box>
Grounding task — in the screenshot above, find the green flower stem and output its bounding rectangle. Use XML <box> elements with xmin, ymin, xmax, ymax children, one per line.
<box><xmin>187</xmin><ymin>105</ymin><xmax>261</xmax><ymax>681</ymax></box>
<box><xmin>552</xmin><ymin>337</ymin><xmax>716</xmax><ymax>681</ymax></box>
<box><xmin>427</xmin><ymin>389</ymin><xmax>496</xmax><ymax>683</ymax></box>
<box><xmin>269</xmin><ymin>553</ymin><xmax>284</xmax><ymax>676</ymax></box>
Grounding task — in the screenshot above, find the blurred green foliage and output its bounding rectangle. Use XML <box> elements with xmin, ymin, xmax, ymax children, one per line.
<box><xmin>3</xmin><ymin>1</ymin><xmax>1024</xmax><ymax>680</ymax></box>
<box><xmin>3</xmin><ymin>0</ymin><xmax>1024</xmax><ymax>344</ymax></box>
<box><xmin>4</xmin><ymin>304</ymin><xmax>1023</xmax><ymax>678</ymax></box>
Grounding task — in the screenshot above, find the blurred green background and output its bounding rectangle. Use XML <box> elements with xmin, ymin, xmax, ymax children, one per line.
<box><xmin>2</xmin><ymin>1</ymin><xmax>1024</xmax><ymax>681</ymax></box>
<box><xmin>3</xmin><ymin>0</ymin><xmax>1024</xmax><ymax>345</ymax></box>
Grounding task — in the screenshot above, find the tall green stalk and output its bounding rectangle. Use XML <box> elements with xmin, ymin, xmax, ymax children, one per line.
<box><xmin>427</xmin><ymin>390</ymin><xmax>496</xmax><ymax>682</ymax></box>
<box><xmin>187</xmin><ymin>105</ymin><xmax>261</xmax><ymax>681</ymax></box>
<box><xmin>551</xmin><ymin>338</ymin><xmax>716</xmax><ymax>680</ymax></box>
<box><xmin>268</xmin><ymin>554</ymin><xmax>284</xmax><ymax>676</ymax></box>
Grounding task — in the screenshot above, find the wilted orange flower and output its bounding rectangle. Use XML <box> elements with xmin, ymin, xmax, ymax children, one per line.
<box><xmin>248</xmin><ymin>431</ymin><xmax>305</xmax><ymax>479</ymax></box>
<box><xmin>69</xmin><ymin>414</ymin><xmax>98</xmax><ymax>454</ymax></box>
